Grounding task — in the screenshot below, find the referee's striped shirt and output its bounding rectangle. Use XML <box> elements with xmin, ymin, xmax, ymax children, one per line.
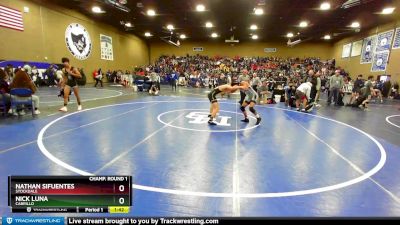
<box><xmin>342</xmin><ymin>82</ymin><xmax>353</xmax><ymax>94</ymax></box>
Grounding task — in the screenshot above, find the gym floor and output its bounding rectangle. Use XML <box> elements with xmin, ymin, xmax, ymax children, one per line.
<box><xmin>1</xmin><ymin>85</ymin><xmax>400</xmax><ymax>217</ymax></box>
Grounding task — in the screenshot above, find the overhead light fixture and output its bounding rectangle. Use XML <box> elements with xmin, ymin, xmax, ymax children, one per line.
<box><xmin>167</xmin><ymin>24</ymin><xmax>174</xmax><ymax>30</ymax></box>
<box><xmin>92</xmin><ymin>6</ymin><xmax>104</xmax><ymax>13</ymax></box>
<box><xmin>250</xmin><ymin>24</ymin><xmax>258</xmax><ymax>30</ymax></box>
<box><xmin>382</xmin><ymin>7</ymin><xmax>395</xmax><ymax>14</ymax></box>
<box><xmin>196</xmin><ymin>4</ymin><xmax>205</xmax><ymax>12</ymax></box>
<box><xmin>125</xmin><ymin>22</ymin><xmax>132</xmax><ymax>27</ymax></box>
<box><xmin>147</xmin><ymin>9</ymin><xmax>156</xmax><ymax>16</ymax></box>
<box><xmin>252</xmin><ymin>34</ymin><xmax>258</xmax><ymax>40</ymax></box>
<box><xmin>350</xmin><ymin>21</ymin><xmax>360</xmax><ymax>28</ymax></box>
<box><xmin>299</xmin><ymin>21</ymin><xmax>308</xmax><ymax>27</ymax></box>
<box><xmin>287</xmin><ymin>32</ymin><xmax>294</xmax><ymax>38</ymax></box>
<box><xmin>211</xmin><ymin>33</ymin><xmax>218</xmax><ymax>38</ymax></box>
<box><xmin>254</xmin><ymin>8</ymin><xmax>264</xmax><ymax>15</ymax></box>
<box><xmin>323</xmin><ymin>34</ymin><xmax>331</xmax><ymax>40</ymax></box>
<box><xmin>320</xmin><ymin>2</ymin><xmax>331</xmax><ymax>10</ymax></box>
<box><xmin>341</xmin><ymin>0</ymin><xmax>361</xmax><ymax>9</ymax></box>
<box><xmin>206</xmin><ymin>22</ymin><xmax>213</xmax><ymax>28</ymax></box>
<box><xmin>180</xmin><ymin>34</ymin><xmax>186</xmax><ymax>39</ymax></box>
<box><xmin>144</xmin><ymin>32</ymin><xmax>152</xmax><ymax>37</ymax></box>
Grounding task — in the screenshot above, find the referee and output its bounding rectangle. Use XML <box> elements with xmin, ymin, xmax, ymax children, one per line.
<box><xmin>238</xmin><ymin>70</ymin><xmax>250</xmax><ymax>105</ymax></box>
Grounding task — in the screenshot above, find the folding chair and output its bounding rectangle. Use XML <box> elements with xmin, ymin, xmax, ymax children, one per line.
<box><xmin>10</xmin><ymin>88</ymin><xmax>34</xmax><ymax>116</ymax></box>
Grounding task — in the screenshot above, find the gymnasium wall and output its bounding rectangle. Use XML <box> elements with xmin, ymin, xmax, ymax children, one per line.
<box><xmin>149</xmin><ymin>41</ymin><xmax>333</xmax><ymax>63</ymax></box>
<box><xmin>332</xmin><ymin>20</ymin><xmax>400</xmax><ymax>82</ymax></box>
<box><xmin>0</xmin><ymin>0</ymin><xmax>149</xmax><ymax>82</ymax></box>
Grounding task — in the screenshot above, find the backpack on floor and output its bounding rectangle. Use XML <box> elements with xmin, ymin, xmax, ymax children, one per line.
<box><xmin>77</xmin><ymin>68</ymin><xmax>87</xmax><ymax>86</ymax></box>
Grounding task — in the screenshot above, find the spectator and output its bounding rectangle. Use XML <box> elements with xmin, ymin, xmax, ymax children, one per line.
<box><xmin>251</xmin><ymin>73</ymin><xmax>262</xmax><ymax>92</ymax></box>
<box><xmin>314</xmin><ymin>71</ymin><xmax>322</xmax><ymax>106</ymax></box>
<box><xmin>23</xmin><ymin>62</ymin><xmax>32</xmax><ymax>75</ymax></box>
<box><xmin>170</xmin><ymin>70</ymin><xmax>178</xmax><ymax>91</ymax></box>
<box><xmin>47</xmin><ymin>65</ymin><xmax>57</xmax><ymax>87</ymax></box>
<box><xmin>106</xmin><ymin>70</ymin><xmax>112</xmax><ymax>82</ymax></box>
<box><xmin>5</xmin><ymin>64</ymin><xmax>14</xmax><ymax>82</ymax></box>
<box><xmin>94</xmin><ymin>68</ymin><xmax>103</xmax><ymax>88</ymax></box>
<box><xmin>359</xmin><ymin>75</ymin><xmax>375</xmax><ymax>111</ymax></box>
<box><xmin>0</xmin><ymin>68</ymin><xmax>11</xmax><ymax>112</ymax></box>
<box><xmin>9</xmin><ymin>70</ymin><xmax>40</xmax><ymax>115</ymax></box>
<box><xmin>327</xmin><ymin>70</ymin><xmax>343</xmax><ymax>105</ymax></box>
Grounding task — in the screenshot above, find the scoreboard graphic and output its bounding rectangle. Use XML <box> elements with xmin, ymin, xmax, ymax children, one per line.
<box><xmin>8</xmin><ymin>176</ymin><xmax>132</xmax><ymax>213</ymax></box>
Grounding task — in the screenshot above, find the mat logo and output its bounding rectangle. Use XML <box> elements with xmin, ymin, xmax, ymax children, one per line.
<box><xmin>6</xmin><ymin>218</ymin><xmax>12</xmax><ymax>224</ymax></box>
<box><xmin>65</xmin><ymin>23</ymin><xmax>92</xmax><ymax>60</ymax></box>
<box><xmin>186</xmin><ymin>112</ymin><xmax>231</xmax><ymax>126</ymax></box>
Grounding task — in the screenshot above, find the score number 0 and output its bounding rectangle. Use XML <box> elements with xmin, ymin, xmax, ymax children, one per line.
<box><xmin>118</xmin><ymin>184</ymin><xmax>125</xmax><ymax>205</ymax></box>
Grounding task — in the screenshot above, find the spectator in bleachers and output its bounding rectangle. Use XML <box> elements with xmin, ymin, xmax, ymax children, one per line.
<box><xmin>132</xmin><ymin>54</ymin><xmax>393</xmax><ymax>112</ymax></box>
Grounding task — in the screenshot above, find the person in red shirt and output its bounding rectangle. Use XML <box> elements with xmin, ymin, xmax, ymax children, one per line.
<box><xmin>93</xmin><ymin>68</ymin><xmax>103</xmax><ymax>88</ymax></box>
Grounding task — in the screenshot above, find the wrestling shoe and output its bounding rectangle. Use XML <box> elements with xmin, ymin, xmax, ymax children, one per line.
<box><xmin>256</xmin><ymin>117</ymin><xmax>262</xmax><ymax>125</ymax></box>
<box><xmin>59</xmin><ymin>106</ymin><xmax>68</xmax><ymax>112</ymax></box>
<box><xmin>208</xmin><ymin>120</ymin><xmax>217</xmax><ymax>125</ymax></box>
<box><xmin>241</xmin><ymin>118</ymin><xmax>250</xmax><ymax>123</ymax></box>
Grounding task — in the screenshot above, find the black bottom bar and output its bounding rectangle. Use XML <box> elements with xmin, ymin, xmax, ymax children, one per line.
<box><xmin>66</xmin><ymin>218</ymin><xmax>400</xmax><ymax>225</ymax></box>
<box><xmin>12</xmin><ymin>207</ymin><xmax>108</xmax><ymax>213</ymax></box>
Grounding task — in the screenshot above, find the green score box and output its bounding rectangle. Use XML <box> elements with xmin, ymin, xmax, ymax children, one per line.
<box><xmin>11</xmin><ymin>195</ymin><xmax>130</xmax><ymax>207</ymax></box>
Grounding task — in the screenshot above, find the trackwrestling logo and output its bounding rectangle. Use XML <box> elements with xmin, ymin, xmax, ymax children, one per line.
<box><xmin>3</xmin><ymin>217</ymin><xmax>64</xmax><ymax>225</ymax></box>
